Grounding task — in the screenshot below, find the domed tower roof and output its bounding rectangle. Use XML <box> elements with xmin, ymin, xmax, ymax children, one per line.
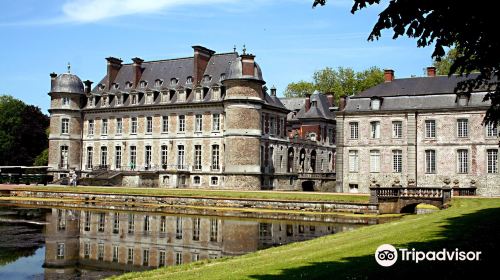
<box><xmin>51</xmin><ymin>73</ymin><xmax>84</xmax><ymax>94</ymax></box>
<box><xmin>225</xmin><ymin>55</ymin><xmax>264</xmax><ymax>83</ymax></box>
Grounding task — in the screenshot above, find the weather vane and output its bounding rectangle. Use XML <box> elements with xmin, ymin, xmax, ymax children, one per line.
<box><xmin>233</xmin><ymin>45</ymin><xmax>236</xmax><ymax>53</ymax></box>
<box><xmin>67</xmin><ymin>62</ymin><xmax>71</xmax><ymax>73</ymax></box>
<box><xmin>242</xmin><ymin>44</ymin><xmax>246</xmax><ymax>55</ymax></box>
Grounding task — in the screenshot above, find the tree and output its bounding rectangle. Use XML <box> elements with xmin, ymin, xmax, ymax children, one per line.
<box><xmin>0</xmin><ymin>95</ymin><xmax>49</xmax><ymax>166</ymax></box>
<box><xmin>284</xmin><ymin>66</ymin><xmax>384</xmax><ymax>100</ymax></box>
<box><xmin>313</xmin><ymin>0</ymin><xmax>500</xmax><ymax>124</ymax></box>
<box><xmin>433</xmin><ymin>47</ymin><xmax>459</xmax><ymax>76</ymax></box>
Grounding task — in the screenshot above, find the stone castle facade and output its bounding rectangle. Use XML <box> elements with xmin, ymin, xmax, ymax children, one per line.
<box><xmin>48</xmin><ymin>46</ymin><xmax>336</xmax><ymax>190</ymax></box>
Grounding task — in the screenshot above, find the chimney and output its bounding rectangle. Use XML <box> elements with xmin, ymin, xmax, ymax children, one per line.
<box><xmin>192</xmin><ymin>46</ymin><xmax>215</xmax><ymax>85</ymax></box>
<box><xmin>384</xmin><ymin>69</ymin><xmax>394</xmax><ymax>82</ymax></box>
<box><xmin>305</xmin><ymin>94</ymin><xmax>311</xmax><ymax>112</ymax></box>
<box><xmin>50</xmin><ymin>72</ymin><xmax>57</xmax><ymax>91</ymax></box>
<box><xmin>241</xmin><ymin>54</ymin><xmax>256</xmax><ymax>77</ymax></box>
<box><xmin>132</xmin><ymin>57</ymin><xmax>144</xmax><ymax>88</ymax></box>
<box><xmin>326</xmin><ymin>93</ymin><xmax>334</xmax><ymax>107</ymax></box>
<box><xmin>426</xmin><ymin>66</ymin><xmax>436</xmax><ymax>77</ymax></box>
<box><xmin>84</xmin><ymin>80</ymin><xmax>93</xmax><ymax>94</ymax></box>
<box><xmin>339</xmin><ymin>95</ymin><xmax>347</xmax><ymax>111</ymax></box>
<box><xmin>270</xmin><ymin>86</ymin><xmax>277</xmax><ymax>96</ymax></box>
<box><xmin>106</xmin><ymin>57</ymin><xmax>122</xmax><ymax>90</ymax></box>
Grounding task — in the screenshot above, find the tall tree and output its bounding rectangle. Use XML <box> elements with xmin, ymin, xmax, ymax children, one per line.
<box><xmin>284</xmin><ymin>66</ymin><xmax>384</xmax><ymax>100</ymax></box>
<box><xmin>313</xmin><ymin>0</ymin><xmax>500</xmax><ymax>124</ymax></box>
<box><xmin>0</xmin><ymin>95</ymin><xmax>49</xmax><ymax>165</ymax></box>
<box><xmin>433</xmin><ymin>47</ymin><xmax>459</xmax><ymax>76</ymax></box>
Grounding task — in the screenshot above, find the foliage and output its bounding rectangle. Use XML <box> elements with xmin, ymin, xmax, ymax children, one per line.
<box><xmin>0</xmin><ymin>95</ymin><xmax>49</xmax><ymax>165</ymax></box>
<box><xmin>34</xmin><ymin>148</ymin><xmax>49</xmax><ymax>166</ymax></box>
<box><xmin>313</xmin><ymin>0</ymin><xmax>500</xmax><ymax>124</ymax></box>
<box><xmin>433</xmin><ymin>47</ymin><xmax>459</xmax><ymax>75</ymax></box>
<box><xmin>284</xmin><ymin>66</ymin><xmax>384</xmax><ymax>100</ymax></box>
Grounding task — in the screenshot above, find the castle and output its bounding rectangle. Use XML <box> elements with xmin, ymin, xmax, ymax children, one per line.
<box><xmin>47</xmin><ymin>46</ymin><xmax>336</xmax><ymax>190</ymax></box>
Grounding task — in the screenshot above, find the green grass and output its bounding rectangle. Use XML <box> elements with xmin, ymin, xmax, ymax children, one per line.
<box><xmin>12</xmin><ymin>185</ymin><xmax>369</xmax><ymax>203</ymax></box>
<box><xmin>109</xmin><ymin>198</ymin><xmax>500</xmax><ymax>280</ymax></box>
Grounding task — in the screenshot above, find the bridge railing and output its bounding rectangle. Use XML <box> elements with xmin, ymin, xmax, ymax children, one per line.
<box><xmin>370</xmin><ymin>187</ymin><xmax>452</xmax><ymax>203</ymax></box>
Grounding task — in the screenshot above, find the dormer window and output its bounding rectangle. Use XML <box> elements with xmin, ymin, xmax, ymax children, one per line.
<box><xmin>155</xmin><ymin>79</ymin><xmax>163</xmax><ymax>87</ymax></box>
<box><xmin>170</xmin><ymin>78</ymin><xmax>178</xmax><ymax>86</ymax></box>
<box><xmin>220</xmin><ymin>73</ymin><xmax>226</xmax><ymax>81</ymax></box>
<box><xmin>370</xmin><ymin>97</ymin><xmax>382</xmax><ymax>110</ymax></box>
<box><xmin>131</xmin><ymin>94</ymin><xmax>137</xmax><ymax>105</ymax></box>
<box><xmin>140</xmin><ymin>81</ymin><xmax>147</xmax><ymax>88</ymax></box>
<box><xmin>186</xmin><ymin>76</ymin><xmax>193</xmax><ymax>84</ymax></box>
<box><xmin>203</xmin><ymin>75</ymin><xmax>211</xmax><ymax>82</ymax></box>
<box><xmin>88</xmin><ymin>97</ymin><xmax>94</xmax><ymax>107</ymax></box>
<box><xmin>457</xmin><ymin>93</ymin><xmax>470</xmax><ymax>106</ymax></box>
<box><xmin>62</xmin><ymin>97</ymin><xmax>70</xmax><ymax>107</ymax></box>
<box><xmin>116</xmin><ymin>95</ymin><xmax>122</xmax><ymax>106</ymax></box>
<box><xmin>146</xmin><ymin>93</ymin><xmax>154</xmax><ymax>104</ymax></box>
<box><xmin>102</xmin><ymin>96</ymin><xmax>108</xmax><ymax>107</ymax></box>
<box><xmin>98</xmin><ymin>84</ymin><xmax>105</xmax><ymax>91</ymax></box>
<box><xmin>112</xmin><ymin>83</ymin><xmax>119</xmax><ymax>90</ymax></box>
<box><xmin>125</xmin><ymin>81</ymin><xmax>133</xmax><ymax>89</ymax></box>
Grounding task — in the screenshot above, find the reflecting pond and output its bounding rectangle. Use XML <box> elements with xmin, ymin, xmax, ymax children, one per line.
<box><xmin>0</xmin><ymin>203</ymin><xmax>388</xmax><ymax>279</ymax></box>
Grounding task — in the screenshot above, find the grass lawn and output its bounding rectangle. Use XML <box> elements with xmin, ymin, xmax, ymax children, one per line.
<box><xmin>109</xmin><ymin>198</ymin><xmax>500</xmax><ymax>280</ymax></box>
<box><xmin>12</xmin><ymin>185</ymin><xmax>369</xmax><ymax>203</ymax></box>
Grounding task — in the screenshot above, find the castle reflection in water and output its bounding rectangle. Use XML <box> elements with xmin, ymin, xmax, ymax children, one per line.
<box><xmin>43</xmin><ymin>208</ymin><xmax>360</xmax><ymax>278</ymax></box>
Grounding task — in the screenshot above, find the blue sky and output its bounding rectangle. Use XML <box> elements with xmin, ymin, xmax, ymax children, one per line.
<box><xmin>0</xmin><ymin>0</ymin><xmax>434</xmax><ymax>113</ymax></box>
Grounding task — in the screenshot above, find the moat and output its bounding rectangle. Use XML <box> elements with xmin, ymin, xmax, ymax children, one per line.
<box><xmin>0</xmin><ymin>202</ymin><xmax>391</xmax><ymax>280</ymax></box>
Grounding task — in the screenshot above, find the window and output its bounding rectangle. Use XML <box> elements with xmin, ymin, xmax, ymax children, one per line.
<box><xmin>212</xmin><ymin>145</ymin><xmax>220</xmax><ymax>170</ymax></box>
<box><xmin>160</xmin><ymin>216</ymin><xmax>166</xmax><ymax>234</ymax></box>
<box><xmin>192</xmin><ymin>218</ymin><xmax>200</xmax><ymax>241</ymax></box>
<box><xmin>220</xmin><ymin>73</ymin><xmax>226</xmax><ymax>81</ymax></box>
<box><xmin>425</xmin><ymin>150</ymin><xmax>436</xmax><ymax>174</ymax></box>
<box><xmin>155</xmin><ymin>79</ymin><xmax>163</xmax><ymax>87</ymax></box>
<box><xmin>62</xmin><ymin>97</ymin><xmax>70</xmax><ymax>106</ymax></box>
<box><xmin>113</xmin><ymin>245</ymin><xmax>119</xmax><ymax>262</ymax></box>
<box><xmin>98</xmin><ymin>213</ymin><xmax>105</xmax><ymax>232</ymax></box>
<box><xmin>161</xmin><ymin>92</ymin><xmax>169</xmax><ymax>103</ymax></box>
<box><xmin>392</xmin><ymin>121</ymin><xmax>402</xmax><ymax>138</ymax></box>
<box><xmin>88</xmin><ymin>97</ymin><xmax>94</xmax><ymax>107</ymax></box>
<box><xmin>61</xmin><ymin>118</ymin><xmax>69</xmax><ymax>134</ymax></box>
<box><xmin>127</xmin><ymin>248</ymin><xmax>134</xmax><ymax>264</ymax></box>
<box><xmin>97</xmin><ymin>243</ymin><xmax>104</xmax><ymax>261</ymax></box>
<box><xmin>143</xmin><ymin>249</ymin><xmax>150</xmax><ymax>266</ymax></box>
<box><xmin>116</xmin><ymin>95</ymin><xmax>122</xmax><ymax>105</ymax></box>
<box><xmin>370</xmin><ymin>121</ymin><xmax>380</xmax><ymax>139</ymax></box>
<box><xmin>176</xmin><ymin>217</ymin><xmax>183</xmax><ymax>239</ymax></box>
<box><xmin>88</xmin><ymin>120</ymin><xmax>94</xmax><ymax>135</ymax></box>
<box><xmin>146</xmin><ymin>93</ymin><xmax>154</xmax><ymax>104</ymax></box>
<box><xmin>457</xmin><ymin>149</ymin><xmax>469</xmax><ymax>173</ymax></box>
<box><xmin>162</xmin><ymin>116</ymin><xmax>168</xmax><ymax>133</ymax></box>
<box><xmin>128</xmin><ymin>214</ymin><xmax>135</xmax><ymax>234</ymax></box>
<box><xmin>140</xmin><ymin>81</ymin><xmax>147</xmax><ymax>88</ymax></box>
<box><xmin>60</xmin><ymin>146</ymin><xmax>68</xmax><ymax>168</ymax></box>
<box><xmin>144</xmin><ymin>215</ymin><xmax>151</xmax><ymax>232</ymax></box>
<box><xmin>86</xmin><ymin>147</ymin><xmax>93</xmax><ymax>169</ymax></box>
<box><xmin>192</xmin><ymin>253</ymin><xmax>200</xmax><ymax>262</ymax></box>
<box><xmin>211</xmin><ymin>176</ymin><xmax>219</xmax><ymax>185</ymax></box>
<box><xmin>370</xmin><ymin>150</ymin><xmax>380</xmax><ymax>173</ymax></box>
<box><xmin>178</xmin><ymin>115</ymin><xmax>185</xmax><ymax>132</ymax></box>
<box><xmin>270</xmin><ymin>117</ymin><xmax>276</xmax><ymax>135</ymax></box>
<box><xmin>57</xmin><ymin>243</ymin><xmax>65</xmax><ymax>259</ymax></box>
<box><xmin>425</xmin><ymin>120</ymin><xmax>436</xmax><ymax>138</ymax></box>
<box><xmin>486</xmin><ymin>122</ymin><xmax>498</xmax><ymax>137</ymax></box>
<box><xmin>194</xmin><ymin>145</ymin><xmax>202</xmax><ymax>170</ymax></box>
<box><xmin>210</xmin><ymin>219</ymin><xmax>218</xmax><ymax>241</ymax></box>
<box><xmin>371</xmin><ymin>98</ymin><xmax>380</xmax><ymax>110</ymax></box>
<box><xmin>170</xmin><ymin>78</ymin><xmax>178</xmax><ymax>86</ymax></box>
<box><xmin>146</xmin><ymin>117</ymin><xmax>153</xmax><ymax>133</ymax></box>
<box><xmin>186</xmin><ymin>76</ymin><xmax>193</xmax><ymax>84</ymax></box>
<box><xmin>457</xmin><ymin>119</ymin><xmax>468</xmax><ymax>138</ymax></box>
<box><xmin>175</xmin><ymin>252</ymin><xmax>183</xmax><ymax>265</ymax></box>
<box><xmin>328</xmin><ymin>128</ymin><xmax>335</xmax><ymax>144</ymax></box>
<box><xmin>101</xmin><ymin>119</ymin><xmax>108</xmax><ymax>135</ymax></box>
<box><xmin>195</xmin><ymin>114</ymin><xmax>203</xmax><ymax>132</ymax></box>
<box><xmin>130</xmin><ymin>146</ymin><xmax>137</xmax><ymax>170</ymax></box>
<box><xmin>84</xmin><ymin>242</ymin><xmax>90</xmax><ymax>259</ymax></box>
<box><xmin>131</xmin><ymin>94</ymin><xmax>137</xmax><ymax>105</ymax></box>
<box><xmin>126</xmin><ymin>81</ymin><xmax>133</xmax><ymax>89</ymax></box>
<box><xmin>487</xmin><ymin>149</ymin><xmax>498</xmax><ymax>173</ymax></box>
<box><xmin>113</xmin><ymin>212</ymin><xmax>120</xmax><ymax>234</ymax></box>
<box><xmin>392</xmin><ymin>150</ymin><xmax>402</xmax><ymax>173</ymax></box>
<box><xmin>212</xmin><ymin>114</ymin><xmax>220</xmax><ymax>131</ymax></box>
<box><xmin>84</xmin><ymin>211</ymin><xmax>91</xmax><ymax>231</ymax></box>
<box><xmin>348</xmin><ymin>150</ymin><xmax>359</xmax><ymax>172</ymax></box>
<box><xmin>349</xmin><ymin>122</ymin><xmax>359</xmax><ymax>139</ymax></box>
<box><xmin>203</xmin><ymin>75</ymin><xmax>211</xmax><ymax>82</ymax></box>
<box><xmin>145</xmin><ymin>145</ymin><xmax>152</xmax><ymax>168</ymax></box>
<box><xmin>177</xmin><ymin>145</ymin><xmax>185</xmax><ymax>168</ymax></box>
<box><xmin>159</xmin><ymin>251</ymin><xmax>166</xmax><ymax>267</ymax></box>
<box><xmin>100</xmin><ymin>146</ymin><xmax>107</xmax><ymax>166</ymax></box>
<box><xmin>57</xmin><ymin>209</ymin><xmax>66</xmax><ymax>231</ymax></box>
<box><xmin>131</xmin><ymin>117</ymin><xmax>137</xmax><ymax>134</ymax></box>
<box><xmin>102</xmin><ymin>96</ymin><xmax>108</xmax><ymax>107</ymax></box>
<box><xmin>161</xmin><ymin>145</ymin><xmax>168</xmax><ymax>167</ymax></box>
<box><xmin>193</xmin><ymin>176</ymin><xmax>201</xmax><ymax>185</ymax></box>
<box><xmin>116</xmin><ymin>118</ymin><xmax>123</xmax><ymax>134</ymax></box>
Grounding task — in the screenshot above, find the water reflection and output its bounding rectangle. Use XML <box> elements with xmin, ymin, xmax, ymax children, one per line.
<box><xmin>1</xmin><ymin>206</ymin><xmax>368</xmax><ymax>279</ymax></box>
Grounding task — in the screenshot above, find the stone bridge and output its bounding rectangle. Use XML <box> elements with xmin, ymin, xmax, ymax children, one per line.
<box><xmin>370</xmin><ymin>187</ymin><xmax>454</xmax><ymax>214</ymax></box>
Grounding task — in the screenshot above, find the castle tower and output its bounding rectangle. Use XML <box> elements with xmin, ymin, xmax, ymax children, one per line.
<box><xmin>222</xmin><ymin>52</ymin><xmax>265</xmax><ymax>190</ymax></box>
<box><xmin>47</xmin><ymin>66</ymin><xmax>84</xmax><ymax>179</ymax></box>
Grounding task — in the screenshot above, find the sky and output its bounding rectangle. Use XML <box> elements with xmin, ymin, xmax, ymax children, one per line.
<box><xmin>0</xmin><ymin>0</ymin><xmax>435</xmax><ymax>113</ymax></box>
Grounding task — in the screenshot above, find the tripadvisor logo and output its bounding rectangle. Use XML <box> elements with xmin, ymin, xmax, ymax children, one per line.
<box><xmin>375</xmin><ymin>244</ymin><xmax>482</xmax><ymax>267</ymax></box>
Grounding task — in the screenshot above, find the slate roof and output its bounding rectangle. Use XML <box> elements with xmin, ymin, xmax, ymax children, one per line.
<box><xmin>281</xmin><ymin>93</ymin><xmax>335</xmax><ymax>121</ymax></box>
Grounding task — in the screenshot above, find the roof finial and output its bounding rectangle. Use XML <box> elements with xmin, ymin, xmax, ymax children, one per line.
<box><xmin>242</xmin><ymin>44</ymin><xmax>246</xmax><ymax>55</ymax></box>
<box><xmin>67</xmin><ymin>62</ymin><xmax>71</xmax><ymax>73</ymax></box>
<box><xmin>233</xmin><ymin>45</ymin><xmax>237</xmax><ymax>53</ymax></box>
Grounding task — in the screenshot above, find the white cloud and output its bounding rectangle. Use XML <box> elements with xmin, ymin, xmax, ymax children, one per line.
<box><xmin>61</xmin><ymin>0</ymin><xmax>240</xmax><ymax>23</ymax></box>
